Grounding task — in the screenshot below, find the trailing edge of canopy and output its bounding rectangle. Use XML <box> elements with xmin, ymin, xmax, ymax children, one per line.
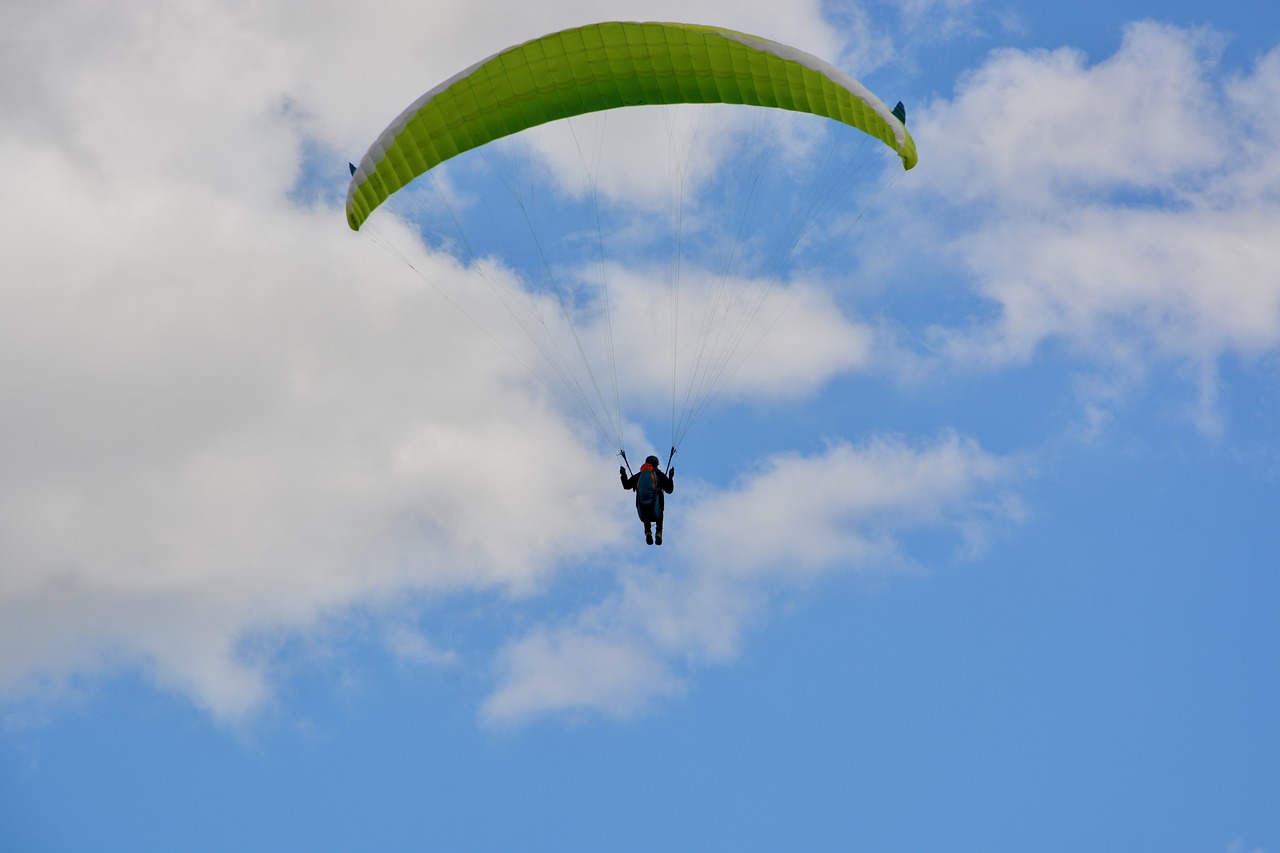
<box><xmin>346</xmin><ymin>21</ymin><xmax>918</xmax><ymax>231</ymax></box>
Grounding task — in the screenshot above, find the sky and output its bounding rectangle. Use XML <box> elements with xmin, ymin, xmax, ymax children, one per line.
<box><xmin>1</xmin><ymin>0</ymin><xmax>1277</xmax><ymax>850</ymax></box>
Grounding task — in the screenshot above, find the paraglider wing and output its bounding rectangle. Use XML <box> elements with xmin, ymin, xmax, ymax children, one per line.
<box><xmin>345</xmin><ymin>21</ymin><xmax>918</xmax><ymax>231</ymax></box>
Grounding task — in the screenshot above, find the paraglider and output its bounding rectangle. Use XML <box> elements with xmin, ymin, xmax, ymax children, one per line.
<box><xmin>346</xmin><ymin>21</ymin><xmax>916</xmax><ymax>231</ymax></box>
<box><xmin>621</xmin><ymin>455</ymin><xmax>676</xmax><ymax>545</ymax></box>
<box><xmin>346</xmin><ymin>22</ymin><xmax>917</xmax><ymax>544</ymax></box>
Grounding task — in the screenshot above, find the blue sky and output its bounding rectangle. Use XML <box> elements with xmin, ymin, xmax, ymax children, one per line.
<box><xmin>2</xmin><ymin>0</ymin><xmax>1277</xmax><ymax>851</ymax></box>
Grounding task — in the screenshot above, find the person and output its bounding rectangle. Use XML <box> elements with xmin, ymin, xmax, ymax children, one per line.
<box><xmin>620</xmin><ymin>455</ymin><xmax>675</xmax><ymax>545</ymax></box>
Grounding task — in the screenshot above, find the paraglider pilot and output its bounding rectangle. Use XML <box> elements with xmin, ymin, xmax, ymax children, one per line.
<box><xmin>620</xmin><ymin>455</ymin><xmax>675</xmax><ymax>545</ymax></box>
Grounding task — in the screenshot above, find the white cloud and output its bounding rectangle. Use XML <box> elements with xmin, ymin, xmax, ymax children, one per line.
<box><xmin>917</xmin><ymin>22</ymin><xmax>1228</xmax><ymax>207</ymax></box>
<box><xmin>482</xmin><ymin>433</ymin><xmax>1022</xmax><ymax>725</ymax></box>
<box><xmin>385</xmin><ymin>625</ymin><xmax>460</xmax><ymax>668</ymax></box>
<box><xmin>892</xmin><ymin>0</ymin><xmax>982</xmax><ymax>41</ymax></box>
<box><xmin>1222</xmin><ymin>841</ymin><xmax>1266</xmax><ymax>853</ymax></box>
<box><xmin>484</xmin><ymin>628</ymin><xmax>684</xmax><ymax>725</ymax></box>
<box><xmin>899</xmin><ymin>23</ymin><xmax>1280</xmax><ymax>431</ymax></box>
<box><xmin>540</xmin><ymin>261</ymin><xmax>877</xmax><ymax>406</ymax></box>
<box><xmin>689</xmin><ymin>432</ymin><xmax>1021</xmax><ymax>576</ymax></box>
<box><xmin>0</xmin><ymin>201</ymin><xmax>627</xmax><ymax>715</ymax></box>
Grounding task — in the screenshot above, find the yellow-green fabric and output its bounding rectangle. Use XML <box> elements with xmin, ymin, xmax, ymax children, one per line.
<box><xmin>346</xmin><ymin>21</ymin><xmax>917</xmax><ymax>230</ymax></box>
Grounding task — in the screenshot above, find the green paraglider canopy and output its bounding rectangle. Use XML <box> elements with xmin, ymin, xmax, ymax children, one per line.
<box><xmin>346</xmin><ymin>20</ymin><xmax>916</xmax><ymax>230</ymax></box>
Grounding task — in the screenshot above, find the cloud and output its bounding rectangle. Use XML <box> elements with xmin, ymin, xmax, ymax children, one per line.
<box><xmin>917</xmin><ymin>22</ymin><xmax>1228</xmax><ymax>207</ymax></box>
<box><xmin>385</xmin><ymin>625</ymin><xmax>460</xmax><ymax>669</ymax></box>
<box><xmin>0</xmin><ymin>205</ymin><xmax>628</xmax><ymax>716</ymax></box>
<box><xmin>484</xmin><ymin>628</ymin><xmax>685</xmax><ymax>724</ymax></box>
<box><xmin>1222</xmin><ymin>842</ymin><xmax>1266</xmax><ymax>853</ymax></box>
<box><xmin>483</xmin><ymin>433</ymin><xmax>1023</xmax><ymax>725</ymax></box>
<box><xmin>483</xmin><ymin>259</ymin><xmax>877</xmax><ymax>405</ymax></box>
<box><xmin>688</xmin><ymin>432</ymin><xmax>1022</xmax><ymax>575</ymax></box>
<box><xmin>898</xmin><ymin>23</ymin><xmax>1280</xmax><ymax>431</ymax></box>
<box><xmin>892</xmin><ymin>0</ymin><xmax>982</xmax><ymax>41</ymax></box>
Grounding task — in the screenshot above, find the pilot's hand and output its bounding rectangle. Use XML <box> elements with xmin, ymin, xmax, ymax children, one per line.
<box><xmin>619</xmin><ymin>466</ymin><xmax>626</xmax><ymax>477</ymax></box>
<box><xmin>668</xmin><ymin>467</ymin><xmax>675</xmax><ymax>479</ymax></box>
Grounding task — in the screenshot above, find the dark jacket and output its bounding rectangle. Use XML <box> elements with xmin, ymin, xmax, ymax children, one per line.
<box><xmin>622</xmin><ymin>466</ymin><xmax>674</xmax><ymax>522</ymax></box>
